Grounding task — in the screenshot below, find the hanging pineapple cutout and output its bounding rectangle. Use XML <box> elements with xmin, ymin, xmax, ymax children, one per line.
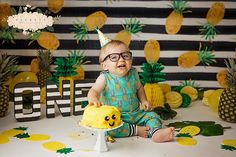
<box><xmin>140</xmin><ymin>63</ymin><xmax>165</xmax><ymax>108</ymax></box>
<box><xmin>115</xmin><ymin>18</ymin><xmax>144</xmax><ymax>46</ymax></box>
<box><xmin>218</xmin><ymin>58</ymin><xmax>236</xmax><ymax>123</ymax></box>
<box><xmin>73</xmin><ymin>11</ymin><xmax>107</xmax><ymax>43</ymax></box>
<box><xmin>0</xmin><ymin>3</ymin><xmax>16</xmax><ymax>44</ymax></box>
<box><xmin>48</xmin><ymin>0</ymin><xmax>64</xmax><ymax>14</ymax></box>
<box><xmin>144</xmin><ymin>39</ymin><xmax>160</xmax><ymax>64</ymax></box>
<box><xmin>216</xmin><ymin>69</ymin><xmax>228</xmax><ymax>88</ymax></box>
<box><xmin>0</xmin><ymin>3</ymin><xmax>11</xmax><ymax>29</ymax></box>
<box><xmin>178</xmin><ymin>43</ymin><xmax>216</xmax><ymax>68</ymax></box>
<box><xmin>37</xmin><ymin>31</ymin><xmax>60</xmax><ymax>50</ymax></box>
<box><xmin>199</xmin><ymin>2</ymin><xmax>225</xmax><ymax>41</ymax></box>
<box><xmin>68</xmin><ymin>50</ymin><xmax>90</xmax><ymax>80</ymax></box>
<box><xmin>165</xmin><ymin>0</ymin><xmax>190</xmax><ymax>34</ymax></box>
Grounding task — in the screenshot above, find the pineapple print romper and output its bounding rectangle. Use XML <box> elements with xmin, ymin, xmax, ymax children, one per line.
<box><xmin>100</xmin><ymin>67</ymin><xmax>162</xmax><ymax>138</ymax></box>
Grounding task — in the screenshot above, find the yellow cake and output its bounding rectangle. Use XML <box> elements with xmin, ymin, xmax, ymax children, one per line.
<box><xmin>80</xmin><ymin>105</ymin><xmax>121</xmax><ymax>129</ymax></box>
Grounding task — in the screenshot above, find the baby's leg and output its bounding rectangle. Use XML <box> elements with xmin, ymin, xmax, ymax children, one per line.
<box><xmin>152</xmin><ymin>127</ymin><xmax>175</xmax><ymax>143</ymax></box>
<box><xmin>137</xmin><ymin>126</ymin><xmax>149</xmax><ymax>138</ymax></box>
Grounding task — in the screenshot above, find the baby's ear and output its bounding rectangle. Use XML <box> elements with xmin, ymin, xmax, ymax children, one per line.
<box><xmin>101</xmin><ymin>62</ymin><xmax>108</xmax><ymax>70</ymax></box>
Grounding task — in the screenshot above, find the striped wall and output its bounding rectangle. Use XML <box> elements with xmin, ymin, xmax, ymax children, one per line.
<box><xmin>1</xmin><ymin>0</ymin><xmax>236</xmax><ymax>88</ymax></box>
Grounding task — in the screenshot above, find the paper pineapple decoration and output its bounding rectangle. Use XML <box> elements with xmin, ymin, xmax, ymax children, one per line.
<box><xmin>216</xmin><ymin>69</ymin><xmax>228</xmax><ymax>88</ymax></box>
<box><xmin>52</xmin><ymin>57</ymin><xmax>77</xmax><ymax>104</ymax></box>
<box><xmin>178</xmin><ymin>44</ymin><xmax>216</xmax><ymax>68</ymax></box>
<box><xmin>0</xmin><ymin>3</ymin><xmax>11</xmax><ymax>29</ymax></box>
<box><xmin>36</xmin><ymin>50</ymin><xmax>52</xmax><ymax>88</ymax></box>
<box><xmin>0</xmin><ymin>53</ymin><xmax>18</xmax><ymax>117</ymax></box>
<box><xmin>140</xmin><ymin>62</ymin><xmax>165</xmax><ymax>108</ymax></box>
<box><xmin>37</xmin><ymin>31</ymin><xmax>60</xmax><ymax>50</ymax></box>
<box><xmin>144</xmin><ymin>39</ymin><xmax>160</xmax><ymax>64</ymax></box>
<box><xmin>48</xmin><ymin>0</ymin><xmax>64</xmax><ymax>14</ymax></box>
<box><xmin>68</xmin><ymin>50</ymin><xmax>90</xmax><ymax>80</ymax></box>
<box><xmin>199</xmin><ymin>2</ymin><xmax>225</xmax><ymax>41</ymax></box>
<box><xmin>73</xmin><ymin>11</ymin><xmax>107</xmax><ymax>43</ymax></box>
<box><xmin>218</xmin><ymin>58</ymin><xmax>236</xmax><ymax>123</ymax></box>
<box><xmin>115</xmin><ymin>18</ymin><xmax>144</xmax><ymax>46</ymax></box>
<box><xmin>0</xmin><ymin>3</ymin><xmax>16</xmax><ymax>44</ymax></box>
<box><xmin>165</xmin><ymin>0</ymin><xmax>190</xmax><ymax>34</ymax></box>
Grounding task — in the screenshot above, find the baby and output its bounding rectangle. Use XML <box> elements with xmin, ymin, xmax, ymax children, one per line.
<box><xmin>88</xmin><ymin>40</ymin><xmax>175</xmax><ymax>142</ymax></box>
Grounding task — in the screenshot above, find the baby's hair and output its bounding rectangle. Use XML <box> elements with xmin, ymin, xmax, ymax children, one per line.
<box><xmin>99</xmin><ymin>40</ymin><xmax>129</xmax><ymax>63</ymax></box>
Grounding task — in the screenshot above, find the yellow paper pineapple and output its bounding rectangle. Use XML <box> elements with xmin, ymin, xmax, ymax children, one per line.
<box><xmin>200</xmin><ymin>2</ymin><xmax>225</xmax><ymax>41</ymax></box>
<box><xmin>144</xmin><ymin>39</ymin><xmax>160</xmax><ymax>64</ymax></box>
<box><xmin>73</xmin><ymin>11</ymin><xmax>107</xmax><ymax>43</ymax></box>
<box><xmin>178</xmin><ymin>44</ymin><xmax>216</xmax><ymax>68</ymax></box>
<box><xmin>165</xmin><ymin>0</ymin><xmax>190</xmax><ymax>34</ymax></box>
<box><xmin>48</xmin><ymin>0</ymin><xmax>64</xmax><ymax>14</ymax></box>
<box><xmin>68</xmin><ymin>50</ymin><xmax>90</xmax><ymax>80</ymax></box>
<box><xmin>115</xmin><ymin>18</ymin><xmax>144</xmax><ymax>46</ymax></box>
<box><xmin>37</xmin><ymin>31</ymin><xmax>60</xmax><ymax>50</ymax></box>
<box><xmin>140</xmin><ymin>62</ymin><xmax>166</xmax><ymax>108</ymax></box>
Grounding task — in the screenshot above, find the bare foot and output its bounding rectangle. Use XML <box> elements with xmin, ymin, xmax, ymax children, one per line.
<box><xmin>152</xmin><ymin>127</ymin><xmax>175</xmax><ymax>143</ymax></box>
<box><xmin>137</xmin><ymin>126</ymin><xmax>149</xmax><ymax>138</ymax></box>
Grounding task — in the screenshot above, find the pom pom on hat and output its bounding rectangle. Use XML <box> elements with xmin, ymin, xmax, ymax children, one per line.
<box><xmin>96</xmin><ymin>28</ymin><xmax>112</xmax><ymax>48</ymax></box>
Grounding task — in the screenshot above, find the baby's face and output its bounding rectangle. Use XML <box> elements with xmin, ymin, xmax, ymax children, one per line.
<box><xmin>101</xmin><ymin>43</ymin><xmax>132</xmax><ymax>77</ymax></box>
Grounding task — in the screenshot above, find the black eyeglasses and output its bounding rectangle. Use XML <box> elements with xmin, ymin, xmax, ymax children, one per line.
<box><xmin>102</xmin><ymin>51</ymin><xmax>132</xmax><ymax>62</ymax></box>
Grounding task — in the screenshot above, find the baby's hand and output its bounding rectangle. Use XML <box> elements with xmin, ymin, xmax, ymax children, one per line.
<box><xmin>142</xmin><ymin>101</ymin><xmax>152</xmax><ymax>111</ymax></box>
<box><xmin>88</xmin><ymin>101</ymin><xmax>103</xmax><ymax>107</ymax></box>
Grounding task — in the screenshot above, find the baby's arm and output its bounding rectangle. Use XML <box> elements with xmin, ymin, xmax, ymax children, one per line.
<box><xmin>137</xmin><ymin>80</ymin><xmax>152</xmax><ymax>111</ymax></box>
<box><xmin>88</xmin><ymin>74</ymin><xmax>106</xmax><ymax>106</ymax></box>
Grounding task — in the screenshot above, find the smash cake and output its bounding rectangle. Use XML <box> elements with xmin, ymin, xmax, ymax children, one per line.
<box><xmin>80</xmin><ymin>105</ymin><xmax>121</xmax><ymax>129</ymax></box>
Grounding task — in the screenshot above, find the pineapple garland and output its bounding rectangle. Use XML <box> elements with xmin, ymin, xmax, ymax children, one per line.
<box><xmin>165</xmin><ymin>0</ymin><xmax>190</xmax><ymax>34</ymax></box>
<box><xmin>218</xmin><ymin>58</ymin><xmax>236</xmax><ymax>123</ymax></box>
<box><xmin>115</xmin><ymin>18</ymin><xmax>144</xmax><ymax>46</ymax></box>
<box><xmin>199</xmin><ymin>2</ymin><xmax>225</xmax><ymax>41</ymax></box>
<box><xmin>0</xmin><ymin>53</ymin><xmax>18</xmax><ymax>117</ymax></box>
<box><xmin>68</xmin><ymin>50</ymin><xmax>90</xmax><ymax>80</ymax></box>
<box><xmin>36</xmin><ymin>50</ymin><xmax>53</xmax><ymax>88</ymax></box>
<box><xmin>72</xmin><ymin>11</ymin><xmax>107</xmax><ymax>43</ymax></box>
<box><xmin>178</xmin><ymin>44</ymin><xmax>216</xmax><ymax>68</ymax></box>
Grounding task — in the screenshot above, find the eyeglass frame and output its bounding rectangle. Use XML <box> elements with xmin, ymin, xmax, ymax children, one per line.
<box><xmin>102</xmin><ymin>51</ymin><xmax>132</xmax><ymax>62</ymax></box>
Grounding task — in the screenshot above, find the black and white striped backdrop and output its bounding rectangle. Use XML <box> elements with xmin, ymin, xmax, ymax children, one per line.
<box><xmin>1</xmin><ymin>0</ymin><xmax>236</xmax><ymax>88</ymax></box>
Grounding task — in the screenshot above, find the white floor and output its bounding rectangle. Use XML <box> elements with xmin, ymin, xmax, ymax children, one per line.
<box><xmin>0</xmin><ymin>101</ymin><xmax>235</xmax><ymax>157</ymax></box>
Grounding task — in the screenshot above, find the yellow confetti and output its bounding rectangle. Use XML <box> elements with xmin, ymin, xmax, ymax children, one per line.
<box><xmin>176</xmin><ymin>137</ymin><xmax>197</xmax><ymax>146</ymax></box>
<box><xmin>0</xmin><ymin>134</ymin><xmax>9</xmax><ymax>144</ymax></box>
<box><xmin>179</xmin><ymin>125</ymin><xmax>201</xmax><ymax>136</ymax></box>
<box><xmin>25</xmin><ymin>134</ymin><xmax>50</xmax><ymax>141</ymax></box>
<box><xmin>222</xmin><ymin>139</ymin><xmax>236</xmax><ymax>147</ymax></box>
<box><xmin>1</xmin><ymin>129</ymin><xmax>24</xmax><ymax>137</ymax></box>
<box><xmin>42</xmin><ymin>141</ymin><xmax>65</xmax><ymax>151</ymax></box>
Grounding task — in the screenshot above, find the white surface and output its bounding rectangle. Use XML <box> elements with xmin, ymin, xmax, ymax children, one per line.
<box><xmin>0</xmin><ymin>101</ymin><xmax>235</xmax><ymax>157</ymax></box>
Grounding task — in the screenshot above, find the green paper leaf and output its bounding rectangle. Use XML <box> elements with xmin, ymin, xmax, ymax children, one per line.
<box><xmin>15</xmin><ymin>133</ymin><xmax>30</xmax><ymax>139</ymax></box>
<box><xmin>221</xmin><ymin>145</ymin><xmax>236</xmax><ymax>151</ymax></box>
<box><xmin>14</xmin><ymin>127</ymin><xmax>28</xmax><ymax>131</ymax></box>
<box><xmin>201</xmin><ymin>124</ymin><xmax>224</xmax><ymax>136</ymax></box>
<box><xmin>176</xmin><ymin>133</ymin><xmax>192</xmax><ymax>138</ymax></box>
<box><xmin>56</xmin><ymin>148</ymin><xmax>74</xmax><ymax>154</ymax></box>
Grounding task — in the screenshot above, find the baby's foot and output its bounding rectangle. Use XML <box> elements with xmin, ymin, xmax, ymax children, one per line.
<box><xmin>137</xmin><ymin>126</ymin><xmax>149</xmax><ymax>138</ymax></box>
<box><xmin>152</xmin><ymin>127</ymin><xmax>175</xmax><ymax>143</ymax></box>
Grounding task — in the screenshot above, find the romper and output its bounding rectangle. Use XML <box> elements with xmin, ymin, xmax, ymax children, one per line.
<box><xmin>100</xmin><ymin>67</ymin><xmax>162</xmax><ymax>138</ymax></box>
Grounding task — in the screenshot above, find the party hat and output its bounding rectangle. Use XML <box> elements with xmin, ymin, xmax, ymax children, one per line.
<box><xmin>95</xmin><ymin>28</ymin><xmax>112</xmax><ymax>48</ymax></box>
